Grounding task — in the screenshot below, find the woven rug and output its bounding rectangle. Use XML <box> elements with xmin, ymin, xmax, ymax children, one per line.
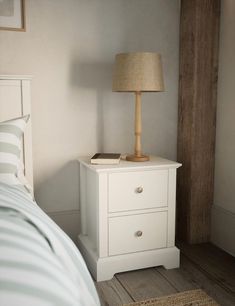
<box><xmin>123</xmin><ymin>289</ymin><xmax>219</xmax><ymax>306</ymax></box>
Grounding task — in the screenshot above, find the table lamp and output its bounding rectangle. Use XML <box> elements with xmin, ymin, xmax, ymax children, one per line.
<box><xmin>112</xmin><ymin>52</ymin><xmax>164</xmax><ymax>162</ymax></box>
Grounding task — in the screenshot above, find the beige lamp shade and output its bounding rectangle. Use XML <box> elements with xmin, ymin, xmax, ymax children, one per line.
<box><xmin>112</xmin><ymin>52</ymin><xmax>164</xmax><ymax>92</ymax></box>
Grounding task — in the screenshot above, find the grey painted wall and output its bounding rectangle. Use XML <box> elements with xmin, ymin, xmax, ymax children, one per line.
<box><xmin>214</xmin><ymin>0</ymin><xmax>235</xmax><ymax>215</ymax></box>
<box><xmin>212</xmin><ymin>0</ymin><xmax>235</xmax><ymax>256</ymax></box>
<box><xmin>0</xmin><ymin>0</ymin><xmax>180</xmax><ymax>240</ymax></box>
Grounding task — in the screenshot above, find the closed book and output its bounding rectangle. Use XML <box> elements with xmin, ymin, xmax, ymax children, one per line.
<box><xmin>91</xmin><ymin>153</ymin><xmax>121</xmax><ymax>165</ymax></box>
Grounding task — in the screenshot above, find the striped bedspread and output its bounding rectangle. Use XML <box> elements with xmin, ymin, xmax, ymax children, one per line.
<box><xmin>0</xmin><ymin>183</ymin><xmax>100</xmax><ymax>306</ymax></box>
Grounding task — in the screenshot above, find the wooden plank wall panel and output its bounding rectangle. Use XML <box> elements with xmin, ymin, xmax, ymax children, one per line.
<box><xmin>177</xmin><ymin>0</ymin><xmax>221</xmax><ymax>243</ymax></box>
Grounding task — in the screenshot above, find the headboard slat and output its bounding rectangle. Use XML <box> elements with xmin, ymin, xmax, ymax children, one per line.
<box><xmin>0</xmin><ymin>75</ymin><xmax>34</xmax><ymax>189</ymax></box>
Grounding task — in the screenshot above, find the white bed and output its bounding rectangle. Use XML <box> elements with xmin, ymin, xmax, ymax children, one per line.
<box><xmin>0</xmin><ymin>75</ymin><xmax>100</xmax><ymax>306</ymax></box>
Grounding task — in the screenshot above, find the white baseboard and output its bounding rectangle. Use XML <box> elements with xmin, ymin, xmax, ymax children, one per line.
<box><xmin>211</xmin><ymin>205</ymin><xmax>235</xmax><ymax>257</ymax></box>
<box><xmin>47</xmin><ymin>210</ymin><xmax>80</xmax><ymax>245</ymax></box>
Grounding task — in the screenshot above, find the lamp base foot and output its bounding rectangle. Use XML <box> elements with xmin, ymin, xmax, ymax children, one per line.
<box><xmin>126</xmin><ymin>154</ymin><xmax>149</xmax><ymax>162</ymax></box>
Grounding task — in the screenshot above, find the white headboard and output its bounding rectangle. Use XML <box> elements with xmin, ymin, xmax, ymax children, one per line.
<box><xmin>0</xmin><ymin>75</ymin><xmax>34</xmax><ymax>188</ymax></box>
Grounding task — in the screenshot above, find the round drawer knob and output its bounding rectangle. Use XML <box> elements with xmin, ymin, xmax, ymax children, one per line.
<box><xmin>136</xmin><ymin>230</ymin><xmax>143</xmax><ymax>237</ymax></box>
<box><xmin>136</xmin><ymin>186</ymin><xmax>143</xmax><ymax>193</ymax></box>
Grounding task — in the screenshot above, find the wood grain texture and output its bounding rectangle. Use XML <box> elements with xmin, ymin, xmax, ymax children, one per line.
<box><xmin>126</xmin><ymin>92</ymin><xmax>149</xmax><ymax>162</ymax></box>
<box><xmin>177</xmin><ymin>0</ymin><xmax>221</xmax><ymax>243</ymax></box>
<box><xmin>178</xmin><ymin>242</ymin><xmax>235</xmax><ymax>295</ymax></box>
<box><xmin>116</xmin><ymin>268</ymin><xmax>177</xmax><ymax>301</ymax></box>
<box><xmin>95</xmin><ymin>277</ymin><xmax>133</xmax><ymax>306</ymax></box>
<box><xmin>158</xmin><ymin>256</ymin><xmax>235</xmax><ymax>306</ymax></box>
<box><xmin>96</xmin><ymin>243</ymin><xmax>235</xmax><ymax>306</ymax></box>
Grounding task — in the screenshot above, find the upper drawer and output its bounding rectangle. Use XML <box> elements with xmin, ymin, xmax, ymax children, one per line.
<box><xmin>108</xmin><ymin>170</ymin><xmax>168</xmax><ymax>212</ymax></box>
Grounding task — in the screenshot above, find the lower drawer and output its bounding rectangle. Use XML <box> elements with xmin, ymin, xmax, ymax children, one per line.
<box><xmin>109</xmin><ymin>211</ymin><xmax>167</xmax><ymax>256</ymax></box>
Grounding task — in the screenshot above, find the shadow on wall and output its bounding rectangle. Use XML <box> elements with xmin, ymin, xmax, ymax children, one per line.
<box><xmin>35</xmin><ymin>60</ymin><xmax>115</xmax><ymax>241</ymax></box>
<box><xmin>70</xmin><ymin>59</ymin><xmax>113</xmax><ymax>152</ymax></box>
<box><xmin>35</xmin><ymin>160</ymin><xmax>79</xmax><ymax>213</ymax></box>
<box><xmin>35</xmin><ymin>160</ymin><xmax>80</xmax><ymax>243</ymax></box>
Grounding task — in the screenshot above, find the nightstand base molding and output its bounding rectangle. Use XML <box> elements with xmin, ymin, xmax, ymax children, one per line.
<box><xmin>78</xmin><ymin>234</ymin><xmax>180</xmax><ymax>281</ymax></box>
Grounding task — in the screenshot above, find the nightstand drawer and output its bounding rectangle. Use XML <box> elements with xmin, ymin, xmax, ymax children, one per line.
<box><xmin>108</xmin><ymin>170</ymin><xmax>168</xmax><ymax>212</ymax></box>
<box><xmin>109</xmin><ymin>211</ymin><xmax>167</xmax><ymax>256</ymax></box>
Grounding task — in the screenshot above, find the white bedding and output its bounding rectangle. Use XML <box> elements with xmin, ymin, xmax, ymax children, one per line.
<box><xmin>0</xmin><ymin>183</ymin><xmax>100</xmax><ymax>306</ymax></box>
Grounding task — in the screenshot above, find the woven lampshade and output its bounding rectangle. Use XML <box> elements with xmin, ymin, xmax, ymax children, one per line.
<box><xmin>112</xmin><ymin>52</ymin><xmax>164</xmax><ymax>92</ymax></box>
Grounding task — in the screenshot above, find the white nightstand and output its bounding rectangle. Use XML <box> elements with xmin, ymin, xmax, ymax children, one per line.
<box><xmin>78</xmin><ymin>156</ymin><xmax>181</xmax><ymax>281</ymax></box>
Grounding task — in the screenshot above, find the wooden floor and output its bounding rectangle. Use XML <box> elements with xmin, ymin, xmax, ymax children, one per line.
<box><xmin>95</xmin><ymin>243</ymin><xmax>235</xmax><ymax>306</ymax></box>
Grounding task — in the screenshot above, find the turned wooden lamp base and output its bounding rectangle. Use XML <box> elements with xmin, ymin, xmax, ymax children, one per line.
<box><xmin>126</xmin><ymin>154</ymin><xmax>149</xmax><ymax>162</ymax></box>
<box><xmin>126</xmin><ymin>91</ymin><xmax>150</xmax><ymax>162</ymax></box>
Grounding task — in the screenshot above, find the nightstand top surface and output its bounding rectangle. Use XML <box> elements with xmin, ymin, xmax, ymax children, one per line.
<box><xmin>78</xmin><ymin>155</ymin><xmax>181</xmax><ymax>172</ymax></box>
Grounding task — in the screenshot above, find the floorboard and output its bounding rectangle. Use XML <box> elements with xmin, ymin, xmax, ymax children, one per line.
<box><xmin>178</xmin><ymin>242</ymin><xmax>235</xmax><ymax>294</ymax></box>
<box><xmin>95</xmin><ymin>277</ymin><xmax>133</xmax><ymax>306</ymax></box>
<box><xmin>156</xmin><ymin>262</ymin><xmax>198</xmax><ymax>292</ymax></box>
<box><xmin>116</xmin><ymin>268</ymin><xmax>177</xmax><ymax>301</ymax></box>
<box><xmin>95</xmin><ymin>243</ymin><xmax>235</xmax><ymax>306</ymax></box>
<box><xmin>158</xmin><ymin>255</ymin><xmax>235</xmax><ymax>306</ymax></box>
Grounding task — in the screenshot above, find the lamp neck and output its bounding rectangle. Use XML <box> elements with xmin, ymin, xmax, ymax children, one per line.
<box><xmin>134</xmin><ymin>91</ymin><xmax>142</xmax><ymax>157</ymax></box>
<box><xmin>126</xmin><ymin>90</ymin><xmax>149</xmax><ymax>162</ymax></box>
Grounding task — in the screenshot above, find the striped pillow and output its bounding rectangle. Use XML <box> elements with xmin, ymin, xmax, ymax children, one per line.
<box><xmin>0</xmin><ymin>115</ymin><xmax>29</xmax><ymax>186</ymax></box>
